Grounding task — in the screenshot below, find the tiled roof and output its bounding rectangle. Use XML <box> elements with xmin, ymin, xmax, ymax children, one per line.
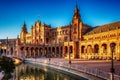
<box><xmin>85</xmin><ymin>21</ymin><xmax>120</xmax><ymax>35</ymax></box>
<box><xmin>0</xmin><ymin>39</ymin><xmax>16</xmax><ymax>44</ymax></box>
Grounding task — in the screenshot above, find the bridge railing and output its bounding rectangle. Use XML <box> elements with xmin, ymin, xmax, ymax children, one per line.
<box><xmin>6</xmin><ymin>54</ymin><xmax>24</xmax><ymax>60</ymax></box>
<box><xmin>48</xmin><ymin>61</ymin><xmax>120</xmax><ymax>80</ymax></box>
<box><xmin>25</xmin><ymin>58</ymin><xmax>120</xmax><ymax>80</ymax></box>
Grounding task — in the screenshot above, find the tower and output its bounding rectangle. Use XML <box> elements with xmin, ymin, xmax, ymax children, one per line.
<box><xmin>20</xmin><ymin>22</ymin><xmax>28</xmax><ymax>43</ymax></box>
<box><xmin>72</xmin><ymin>4</ymin><xmax>82</xmax><ymax>41</ymax></box>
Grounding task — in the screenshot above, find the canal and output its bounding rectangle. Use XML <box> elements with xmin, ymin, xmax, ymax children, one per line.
<box><xmin>14</xmin><ymin>62</ymin><xmax>88</xmax><ymax>80</ymax></box>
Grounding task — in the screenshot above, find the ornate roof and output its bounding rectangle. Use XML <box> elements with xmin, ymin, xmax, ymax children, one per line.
<box><xmin>85</xmin><ymin>21</ymin><xmax>120</xmax><ymax>35</ymax></box>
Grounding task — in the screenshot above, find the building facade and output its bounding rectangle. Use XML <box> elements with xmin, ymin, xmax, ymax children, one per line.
<box><xmin>16</xmin><ymin>5</ymin><xmax>92</xmax><ymax>59</ymax></box>
<box><xmin>6</xmin><ymin>5</ymin><xmax>120</xmax><ymax>60</ymax></box>
<box><xmin>0</xmin><ymin>38</ymin><xmax>16</xmax><ymax>57</ymax></box>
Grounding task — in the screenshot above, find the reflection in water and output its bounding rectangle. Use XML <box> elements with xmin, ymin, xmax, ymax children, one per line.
<box><xmin>14</xmin><ymin>63</ymin><xmax>87</xmax><ymax>80</ymax></box>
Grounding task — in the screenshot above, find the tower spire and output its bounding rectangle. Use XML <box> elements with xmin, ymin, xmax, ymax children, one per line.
<box><xmin>76</xmin><ymin>0</ymin><xmax>78</xmax><ymax>9</ymax></box>
<box><xmin>72</xmin><ymin>2</ymin><xmax>81</xmax><ymax>21</ymax></box>
<box><xmin>22</xmin><ymin>21</ymin><xmax>28</xmax><ymax>33</ymax></box>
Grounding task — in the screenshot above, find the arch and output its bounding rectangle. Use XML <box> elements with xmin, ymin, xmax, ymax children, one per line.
<box><xmin>87</xmin><ymin>45</ymin><xmax>92</xmax><ymax>53</ymax></box>
<box><xmin>20</xmin><ymin>47</ymin><xmax>24</xmax><ymax>51</ymax></box>
<box><xmin>35</xmin><ymin>47</ymin><xmax>38</xmax><ymax>57</ymax></box>
<box><xmin>64</xmin><ymin>46</ymin><xmax>68</xmax><ymax>54</ymax></box>
<box><xmin>44</xmin><ymin>47</ymin><xmax>47</xmax><ymax>57</ymax></box>
<box><xmin>94</xmin><ymin>44</ymin><xmax>99</xmax><ymax>53</ymax></box>
<box><xmin>46</xmin><ymin>38</ymin><xmax>49</xmax><ymax>44</ymax></box>
<box><xmin>52</xmin><ymin>47</ymin><xmax>55</xmax><ymax>57</ymax></box>
<box><xmin>48</xmin><ymin>47</ymin><xmax>51</xmax><ymax>57</ymax></box>
<box><xmin>102</xmin><ymin>43</ymin><xmax>107</xmax><ymax>53</ymax></box>
<box><xmin>31</xmin><ymin>47</ymin><xmax>34</xmax><ymax>58</ymax></box>
<box><xmin>25</xmin><ymin>47</ymin><xmax>29</xmax><ymax>57</ymax></box>
<box><xmin>110</xmin><ymin>42</ymin><xmax>116</xmax><ymax>53</ymax></box>
<box><xmin>20</xmin><ymin>47</ymin><xmax>24</xmax><ymax>57</ymax></box>
<box><xmin>56</xmin><ymin>46</ymin><xmax>59</xmax><ymax>57</ymax></box>
<box><xmin>70</xmin><ymin>46</ymin><xmax>73</xmax><ymax>53</ymax></box>
<box><xmin>39</xmin><ymin>48</ymin><xmax>43</xmax><ymax>57</ymax></box>
<box><xmin>0</xmin><ymin>49</ymin><xmax>3</xmax><ymax>55</ymax></box>
<box><xmin>60</xmin><ymin>46</ymin><xmax>63</xmax><ymax>57</ymax></box>
<box><xmin>81</xmin><ymin>46</ymin><xmax>85</xmax><ymax>53</ymax></box>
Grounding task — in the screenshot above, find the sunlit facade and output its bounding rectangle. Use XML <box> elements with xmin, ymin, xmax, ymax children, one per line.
<box><xmin>17</xmin><ymin>5</ymin><xmax>92</xmax><ymax>59</ymax></box>
<box><xmin>1</xmin><ymin>5</ymin><xmax>120</xmax><ymax>60</ymax></box>
<box><xmin>16</xmin><ymin>5</ymin><xmax>120</xmax><ymax>60</ymax></box>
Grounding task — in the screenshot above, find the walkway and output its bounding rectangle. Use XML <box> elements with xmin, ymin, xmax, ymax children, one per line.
<box><xmin>25</xmin><ymin>58</ymin><xmax>119</xmax><ymax>80</ymax></box>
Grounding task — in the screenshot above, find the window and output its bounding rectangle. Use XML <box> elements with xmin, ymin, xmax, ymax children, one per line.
<box><xmin>64</xmin><ymin>36</ymin><xmax>68</xmax><ymax>42</ymax></box>
<box><xmin>74</xmin><ymin>24</ymin><xmax>77</xmax><ymax>33</ymax></box>
<box><xmin>58</xmin><ymin>38</ymin><xmax>61</xmax><ymax>43</ymax></box>
<box><xmin>74</xmin><ymin>27</ymin><xmax>76</xmax><ymax>33</ymax></box>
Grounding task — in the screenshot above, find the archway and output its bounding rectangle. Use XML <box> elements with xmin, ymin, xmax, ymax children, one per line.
<box><xmin>20</xmin><ymin>47</ymin><xmax>24</xmax><ymax>57</ymax></box>
<box><xmin>64</xmin><ymin>46</ymin><xmax>68</xmax><ymax>57</ymax></box>
<box><xmin>60</xmin><ymin>46</ymin><xmax>63</xmax><ymax>57</ymax></box>
<box><xmin>48</xmin><ymin>47</ymin><xmax>51</xmax><ymax>57</ymax></box>
<box><xmin>102</xmin><ymin>44</ymin><xmax>107</xmax><ymax>53</ymax></box>
<box><xmin>25</xmin><ymin>47</ymin><xmax>29</xmax><ymax>58</ymax></box>
<box><xmin>81</xmin><ymin>46</ymin><xmax>85</xmax><ymax>53</ymax></box>
<box><xmin>70</xmin><ymin>46</ymin><xmax>73</xmax><ymax>53</ymax></box>
<box><xmin>45</xmin><ymin>47</ymin><xmax>47</xmax><ymax>57</ymax></box>
<box><xmin>87</xmin><ymin>45</ymin><xmax>92</xmax><ymax>53</ymax></box>
<box><xmin>110</xmin><ymin>42</ymin><xmax>116</xmax><ymax>53</ymax></box>
<box><xmin>35</xmin><ymin>47</ymin><xmax>38</xmax><ymax>58</ymax></box>
<box><xmin>39</xmin><ymin>48</ymin><xmax>43</xmax><ymax>57</ymax></box>
<box><xmin>94</xmin><ymin>44</ymin><xmax>99</xmax><ymax>53</ymax></box>
<box><xmin>31</xmin><ymin>47</ymin><xmax>34</xmax><ymax>58</ymax></box>
<box><xmin>52</xmin><ymin>47</ymin><xmax>55</xmax><ymax>57</ymax></box>
<box><xmin>56</xmin><ymin>47</ymin><xmax>59</xmax><ymax>57</ymax></box>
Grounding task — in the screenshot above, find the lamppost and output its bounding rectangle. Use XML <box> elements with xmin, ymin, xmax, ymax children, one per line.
<box><xmin>69</xmin><ymin>24</ymin><xmax>72</xmax><ymax>65</ymax></box>
<box><xmin>110</xmin><ymin>43</ymin><xmax>115</xmax><ymax>80</ymax></box>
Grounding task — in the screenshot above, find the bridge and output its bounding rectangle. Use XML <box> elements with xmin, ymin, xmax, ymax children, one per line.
<box><xmin>5</xmin><ymin>55</ymin><xmax>23</xmax><ymax>65</ymax></box>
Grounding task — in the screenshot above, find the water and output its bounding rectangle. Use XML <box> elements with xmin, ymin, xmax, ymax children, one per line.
<box><xmin>14</xmin><ymin>62</ymin><xmax>88</xmax><ymax>80</ymax></box>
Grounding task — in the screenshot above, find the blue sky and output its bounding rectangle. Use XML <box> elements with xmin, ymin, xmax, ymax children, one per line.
<box><xmin>0</xmin><ymin>0</ymin><xmax>120</xmax><ymax>39</ymax></box>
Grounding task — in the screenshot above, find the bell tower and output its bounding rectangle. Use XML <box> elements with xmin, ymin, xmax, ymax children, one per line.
<box><xmin>20</xmin><ymin>22</ymin><xmax>28</xmax><ymax>43</ymax></box>
<box><xmin>73</xmin><ymin>4</ymin><xmax>81</xmax><ymax>22</ymax></box>
<box><xmin>72</xmin><ymin>4</ymin><xmax>83</xmax><ymax>41</ymax></box>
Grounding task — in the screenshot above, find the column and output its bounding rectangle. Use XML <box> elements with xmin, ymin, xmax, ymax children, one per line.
<box><xmin>79</xmin><ymin>44</ymin><xmax>82</xmax><ymax>59</ymax></box>
<box><xmin>58</xmin><ymin>46</ymin><xmax>60</xmax><ymax>57</ymax></box>
<box><xmin>55</xmin><ymin>47</ymin><xmax>57</xmax><ymax>57</ymax></box>
<box><xmin>107</xmin><ymin>43</ymin><xmax>110</xmax><ymax>59</ymax></box>
<box><xmin>116</xmin><ymin>42</ymin><xmax>119</xmax><ymax>60</ymax></box>
<box><xmin>63</xmin><ymin>46</ymin><xmax>65</xmax><ymax>57</ymax></box>
<box><xmin>119</xmin><ymin>43</ymin><xmax>120</xmax><ymax>60</ymax></box>
<box><xmin>34</xmin><ymin>49</ymin><xmax>35</xmax><ymax>58</ymax></box>
<box><xmin>99</xmin><ymin>44</ymin><xmax>102</xmax><ymax>59</ymax></box>
<box><xmin>38</xmin><ymin>48</ymin><xmax>39</xmax><ymax>57</ymax></box>
<box><xmin>25</xmin><ymin>49</ymin><xmax>27</xmax><ymax>58</ymax></box>
<box><xmin>29</xmin><ymin>49</ymin><xmax>31</xmax><ymax>57</ymax></box>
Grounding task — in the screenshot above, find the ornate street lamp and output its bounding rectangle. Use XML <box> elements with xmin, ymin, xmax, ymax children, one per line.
<box><xmin>69</xmin><ymin>24</ymin><xmax>72</xmax><ymax>65</ymax></box>
<box><xmin>110</xmin><ymin>43</ymin><xmax>115</xmax><ymax>80</ymax></box>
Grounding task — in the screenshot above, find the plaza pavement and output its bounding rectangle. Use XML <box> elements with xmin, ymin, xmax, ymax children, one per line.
<box><xmin>26</xmin><ymin>58</ymin><xmax>120</xmax><ymax>80</ymax></box>
<box><xmin>26</xmin><ymin>58</ymin><xmax>120</xmax><ymax>75</ymax></box>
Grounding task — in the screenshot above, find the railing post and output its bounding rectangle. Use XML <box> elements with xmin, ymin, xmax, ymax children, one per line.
<box><xmin>110</xmin><ymin>73</ymin><xmax>113</xmax><ymax>80</ymax></box>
